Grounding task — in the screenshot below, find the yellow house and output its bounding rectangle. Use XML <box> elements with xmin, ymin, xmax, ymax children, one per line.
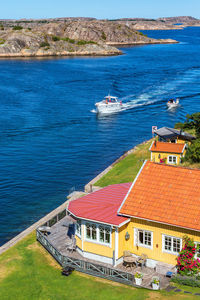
<box><xmin>149</xmin><ymin>140</ymin><xmax>186</xmax><ymax>165</ymax></box>
<box><xmin>67</xmin><ymin>161</ymin><xmax>200</xmax><ymax>269</ymax></box>
<box><xmin>155</xmin><ymin>126</ymin><xmax>195</xmax><ymax>145</ymax></box>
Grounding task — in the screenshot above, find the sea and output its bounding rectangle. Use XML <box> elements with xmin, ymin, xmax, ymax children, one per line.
<box><xmin>0</xmin><ymin>27</ymin><xmax>200</xmax><ymax>246</ymax></box>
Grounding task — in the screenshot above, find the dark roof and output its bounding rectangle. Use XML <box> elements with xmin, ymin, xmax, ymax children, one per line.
<box><xmin>155</xmin><ymin>127</ymin><xmax>195</xmax><ymax>141</ymax></box>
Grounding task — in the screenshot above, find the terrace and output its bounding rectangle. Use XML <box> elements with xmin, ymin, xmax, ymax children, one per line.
<box><xmin>37</xmin><ymin>214</ymin><xmax>170</xmax><ymax>290</ymax></box>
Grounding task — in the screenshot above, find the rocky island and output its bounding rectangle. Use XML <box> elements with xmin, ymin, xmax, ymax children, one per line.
<box><xmin>0</xmin><ymin>18</ymin><xmax>179</xmax><ymax>58</ymax></box>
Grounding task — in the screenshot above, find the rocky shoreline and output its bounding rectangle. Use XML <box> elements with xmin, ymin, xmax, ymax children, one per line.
<box><xmin>0</xmin><ymin>18</ymin><xmax>179</xmax><ymax>58</ymax></box>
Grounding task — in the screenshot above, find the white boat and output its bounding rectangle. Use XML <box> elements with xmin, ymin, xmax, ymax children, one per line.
<box><xmin>95</xmin><ymin>96</ymin><xmax>123</xmax><ymax>114</ymax></box>
<box><xmin>167</xmin><ymin>98</ymin><xmax>179</xmax><ymax>109</ymax></box>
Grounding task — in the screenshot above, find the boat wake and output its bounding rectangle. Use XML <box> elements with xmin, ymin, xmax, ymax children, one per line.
<box><xmin>91</xmin><ymin>66</ymin><xmax>200</xmax><ymax>115</ymax></box>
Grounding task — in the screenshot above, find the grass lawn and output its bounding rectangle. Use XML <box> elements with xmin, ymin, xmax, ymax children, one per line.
<box><xmin>95</xmin><ymin>140</ymin><xmax>152</xmax><ymax>187</ymax></box>
<box><xmin>0</xmin><ymin>232</ymin><xmax>198</xmax><ymax>300</ymax></box>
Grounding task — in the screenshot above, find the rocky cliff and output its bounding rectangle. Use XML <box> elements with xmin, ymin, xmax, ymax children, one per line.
<box><xmin>0</xmin><ymin>19</ymin><xmax>178</xmax><ymax>58</ymax></box>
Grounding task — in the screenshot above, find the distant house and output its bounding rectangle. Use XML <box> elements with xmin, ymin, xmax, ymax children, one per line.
<box><xmin>68</xmin><ymin>161</ymin><xmax>200</xmax><ymax>269</ymax></box>
<box><xmin>155</xmin><ymin>127</ymin><xmax>195</xmax><ymax>144</ymax></box>
<box><xmin>149</xmin><ymin>141</ymin><xmax>186</xmax><ymax>165</ymax></box>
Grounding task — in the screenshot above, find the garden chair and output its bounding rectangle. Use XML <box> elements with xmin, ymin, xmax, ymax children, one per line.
<box><xmin>137</xmin><ymin>254</ymin><xmax>148</xmax><ymax>269</ymax></box>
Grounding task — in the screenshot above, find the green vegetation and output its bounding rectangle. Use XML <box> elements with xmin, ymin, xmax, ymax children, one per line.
<box><xmin>52</xmin><ymin>35</ymin><xmax>61</xmax><ymax>41</ymax></box>
<box><xmin>95</xmin><ymin>140</ymin><xmax>152</xmax><ymax>187</ymax></box>
<box><xmin>61</xmin><ymin>37</ymin><xmax>75</xmax><ymax>43</ymax></box>
<box><xmin>175</xmin><ymin>113</ymin><xmax>200</xmax><ymax>164</ymax></box>
<box><xmin>27</xmin><ymin>27</ymin><xmax>32</xmax><ymax>31</ymax></box>
<box><xmin>52</xmin><ymin>35</ymin><xmax>97</xmax><ymax>45</ymax></box>
<box><xmin>40</xmin><ymin>41</ymin><xmax>50</xmax><ymax>48</ymax></box>
<box><xmin>0</xmin><ymin>232</ymin><xmax>198</xmax><ymax>300</ymax></box>
<box><xmin>176</xmin><ymin>236</ymin><xmax>200</xmax><ymax>276</ymax></box>
<box><xmin>101</xmin><ymin>31</ymin><xmax>107</xmax><ymax>40</ymax></box>
<box><xmin>0</xmin><ymin>38</ymin><xmax>5</xmax><ymax>45</ymax></box>
<box><xmin>12</xmin><ymin>25</ymin><xmax>23</xmax><ymax>30</ymax></box>
<box><xmin>77</xmin><ymin>40</ymin><xmax>96</xmax><ymax>45</ymax></box>
<box><xmin>137</xmin><ymin>31</ymin><xmax>148</xmax><ymax>37</ymax></box>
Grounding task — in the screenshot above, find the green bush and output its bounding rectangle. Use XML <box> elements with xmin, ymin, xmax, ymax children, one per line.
<box><xmin>0</xmin><ymin>38</ymin><xmax>5</xmax><ymax>44</ymax></box>
<box><xmin>27</xmin><ymin>27</ymin><xmax>32</xmax><ymax>31</ymax></box>
<box><xmin>171</xmin><ymin>275</ymin><xmax>200</xmax><ymax>287</ymax></box>
<box><xmin>13</xmin><ymin>25</ymin><xmax>23</xmax><ymax>30</ymax></box>
<box><xmin>52</xmin><ymin>35</ymin><xmax>60</xmax><ymax>41</ymax></box>
<box><xmin>101</xmin><ymin>31</ymin><xmax>106</xmax><ymax>40</ymax></box>
<box><xmin>40</xmin><ymin>42</ymin><xmax>50</xmax><ymax>48</ymax></box>
<box><xmin>61</xmin><ymin>37</ymin><xmax>75</xmax><ymax>43</ymax></box>
<box><xmin>77</xmin><ymin>40</ymin><xmax>96</xmax><ymax>45</ymax></box>
<box><xmin>184</xmin><ymin>140</ymin><xmax>200</xmax><ymax>163</ymax></box>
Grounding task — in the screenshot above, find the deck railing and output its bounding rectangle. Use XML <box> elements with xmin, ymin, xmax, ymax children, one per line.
<box><xmin>36</xmin><ymin>229</ymin><xmax>134</xmax><ymax>285</ymax></box>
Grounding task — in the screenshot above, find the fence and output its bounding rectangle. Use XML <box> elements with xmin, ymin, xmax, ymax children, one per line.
<box><xmin>36</xmin><ymin>227</ymin><xmax>134</xmax><ymax>286</ymax></box>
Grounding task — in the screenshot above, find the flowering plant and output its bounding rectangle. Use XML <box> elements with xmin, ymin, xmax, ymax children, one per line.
<box><xmin>134</xmin><ymin>272</ymin><xmax>143</xmax><ymax>279</ymax></box>
<box><xmin>152</xmin><ymin>277</ymin><xmax>160</xmax><ymax>284</ymax></box>
<box><xmin>176</xmin><ymin>236</ymin><xmax>200</xmax><ymax>276</ymax></box>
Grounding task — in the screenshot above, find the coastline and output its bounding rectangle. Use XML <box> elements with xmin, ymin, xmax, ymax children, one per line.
<box><xmin>0</xmin><ymin>139</ymin><xmax>151</xmax><ymax>254</ymax></box>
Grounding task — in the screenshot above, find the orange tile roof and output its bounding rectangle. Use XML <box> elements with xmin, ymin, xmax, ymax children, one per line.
<box><xmin>150</xmin><ymin>141</ymin><xmax>185</xmax><ymax>154</ymax></box>
<box><xmin>118</xmin><ymin>161</ymin><xmax>200</xmax><ymax>232</ymax></box>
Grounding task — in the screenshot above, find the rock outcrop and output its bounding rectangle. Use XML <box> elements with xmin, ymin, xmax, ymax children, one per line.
<box><xmin>0</xmin><ymin>18</ymin><xmax>179</xmax><ymax>58</ymax></box>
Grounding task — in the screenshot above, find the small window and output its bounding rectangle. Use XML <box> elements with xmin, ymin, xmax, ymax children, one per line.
<box><xmin>76</xmin><ymin>220</ymin><xmax>81</xmax><ymax>237</ymax></box>
<box><xmin>195</xmin><ymin>242</ymin><xmax>200</xmax><ymax>259</ymax></box>
<box><xmin>163</xmin><ymin>235</ymin><xmax>181</xmax><ymax>254</ymax></box>
<box><xmin>168</xmin><ymin>155</ymin><xmax>177</xmax><ymax>164</ymax></box>
<box><xmin>99</xmin><ymin>225</ymin><xmax>110</xmax><ymax>244</ymax></box>
<box><xmin>86</xmin><ymin>223</ymin><xmax>97</xmax><ymax>240</ymax></box>
<box><xmin>138</xmin><ymin>229</ymin><xmax>152</xmax><ymax>248</ymax></box>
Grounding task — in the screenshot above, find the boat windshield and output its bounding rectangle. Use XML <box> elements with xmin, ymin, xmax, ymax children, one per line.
<box><xmin>104</xmin><ymin>96</ymin><xmax>118</xmax><ymax>103</ymax></box>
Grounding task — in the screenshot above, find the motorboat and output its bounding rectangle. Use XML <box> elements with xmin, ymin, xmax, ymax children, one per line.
<box><xmin>95</xmin><ymin>96</ymin><xmax>123</xmax><ymax>114</ymax></box>
<box><xmin>167</xmin><ymin>98</ymin><xmax>179</xmax><ymax>109</ymax></box>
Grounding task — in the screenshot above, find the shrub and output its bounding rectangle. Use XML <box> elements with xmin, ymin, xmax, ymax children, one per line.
<box><xmin>101</xmin><ymin>31</ymin><xmax>106</xmax><ymax>40</ymax></box>
<box><xmin>27</xmin><ymin>28</ymin><xmax>32</xmax><ymax>31</ymax></box>
<box><xmin>52</xmin><ymin>35</ymin><xmax>60</xmax><ymax>41</ymax></box>
<box><xmin>77</xmin><ymin>40</ymin><xmax>96</xmax><ymax>45</ymax></box>
<box><xmin>61</xmin><ymin>37</ymin><xmax>75</xmax><ymax>43</ymax></box>
<box><xmin>134</xmin><ymin>272</ymin><xmax>143</xmax><ymax>278</ymax></box>
<box><xmin>13</xmin><ymin>26</ymin><xmax>23</xmax><ymax>30</ymax></box>
<box><xmin>40</xmin><ymin>42</ymin><xmax>50</xmax><ymax>48</ymax></box>
<box><xmin>171</xmin><ymin>275</ymin><xmax>200</xmax><ymax>287</ymax></box>
<box><xmin>184</xmin><ymin>139</ymin><xmax>200</xmax><ymax>163</ymax></box>
<box><xmin>176</xmin><ymin>236</ymin><xmax>200</xmax><ymax>276</ymax></box>
<box><xmin>0</xmin><ymin>38</ymin><xmax>5</xmax><ymax>45</ymax></box>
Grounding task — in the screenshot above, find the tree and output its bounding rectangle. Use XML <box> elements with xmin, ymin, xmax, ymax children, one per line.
<box><xmin>184</xmin><ymin>139</ymin><xmax>200</xmax><ymax>163</ymax></box>
<box><xmin>185</xmin><ymin>113</ymin><xmax>200</xmax><ymax>138</ymax></box>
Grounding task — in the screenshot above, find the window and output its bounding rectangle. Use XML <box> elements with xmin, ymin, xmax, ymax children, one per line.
<box><xmin>99</xmin><ymin>225</ymin><xmax>110</xmax><ymax>244</ymax></box>
<box><xmin>85</xmin><ymin>222</ymin><xmax>111</xmax><ymax>245</ymax></box>
<box><xmin>136</xmin><ymin>229</ymin><xmax>153</xmax><ymax>248</ymax></box>
<box><xmin>76</xmin><ymin>220</ymin><xmax>81</xmax><ymax>237</ymax></box>
<box><xmin>195</xmin><ymin>242</ymin><xmax>200</xmax><ymax>259</ymax></box>
<box><xmin>163</xmin><ymin>235</ymin><xmax>181</xmax><ymax>254</ymax></box>
<box><xmin>168</xmin><ymin>155</ymin><xmax>177</xmax><ymax>164</ymax></box>
<box><xmin>86</xmin><ymin>223</ymin><xmax>97</xmax><ymax>240</ymax></box>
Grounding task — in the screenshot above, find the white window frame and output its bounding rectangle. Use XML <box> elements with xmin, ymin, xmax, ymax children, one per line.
<box><xmin>75</xmin><ymin>220</ymin><xmax>82</xmax><ymax>238</ymax></box>
<box><xmin>168</xmin><ymin>155</ymin><xmax>177</xmax><ymax>164</ymax></box>
<box><xmin>162</xmin><ymin>234</ymin><xmax>182</xmax><ymax>255</ymax></box>
<box><xmin>85</xmin><ymin>222</ymin><xmax>97</xmax><ymax>241</ymax></box>
<box><xmin>194</xmin><ymin>242</ymin><xmax>200</xmax><ymax>259</ymax></box>
<box><xmin>84</xmin><ymin>221</ymin><xmax>112</xmax><ymax>247</ymax></box>
<box><xmin>134</xmin><ymin>228</ymin><xmax>153</xmax><ymax>249</ymax></box>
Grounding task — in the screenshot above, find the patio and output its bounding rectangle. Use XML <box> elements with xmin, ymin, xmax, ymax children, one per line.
<box><xmin>39</xmin><ymin>216</ymin><xmax>170</xmax><ymax>290</ymax></box>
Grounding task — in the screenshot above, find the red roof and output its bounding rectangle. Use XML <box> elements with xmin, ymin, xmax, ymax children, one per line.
<box><xmin>150</xmin><ymin>141</ymin><xmax>185</xmax><ymax>154</ymax></box>
<box><xmin>68</xmin><ymin>183</ymin><xmax>131</xmax><ymax>226</ymax></box>
<box><xmin>119</xmin><ymin>161</ymin><xmax>200</xmax><ymax>232</ymax></box>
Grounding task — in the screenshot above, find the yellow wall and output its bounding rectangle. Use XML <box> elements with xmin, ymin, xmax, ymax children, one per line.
<box><xmin>75</xmin><ymin>227</ymin><xmax>115</xmax><ymax>258</ymax></box>
<box><xmin>151</xmin><ymin>150</ymin><xmax>186</xmax><ymax>165</ymax></box>
<box><xmin>118</xmin><ymin>218</ymin><xmax>200</xmax><ymax>265</ymax></box>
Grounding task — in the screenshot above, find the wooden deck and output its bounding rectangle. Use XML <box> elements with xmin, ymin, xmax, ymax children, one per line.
<box><xmin>42</xmin><ymin>216</ymin><xmax>170</xmax><ymax>289</ymax></box>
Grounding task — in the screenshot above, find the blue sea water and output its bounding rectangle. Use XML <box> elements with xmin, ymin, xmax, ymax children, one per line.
<box><xmin>0</xmin><ymin>27</ymin><xmax>200</xmax><ymax>246</ymax></box>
